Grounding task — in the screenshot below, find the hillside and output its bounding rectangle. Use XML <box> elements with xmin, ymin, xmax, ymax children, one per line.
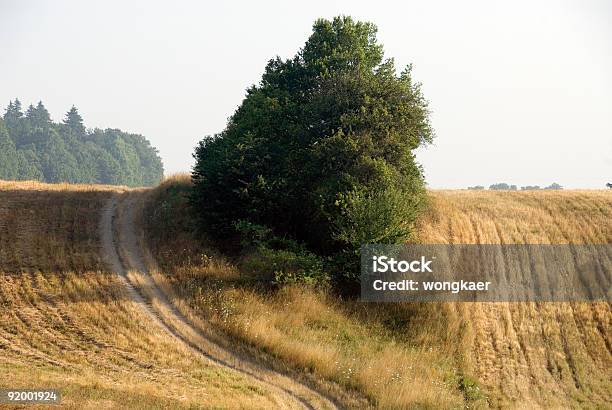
<box><xmin>0</xmin><ymin>179</ymin><xmax>609</xmax><ymax>409</ymax></box>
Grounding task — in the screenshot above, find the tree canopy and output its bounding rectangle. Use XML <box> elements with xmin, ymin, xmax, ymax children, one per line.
<box><xmin>191</xmin><ymin>16</ymin><xmax>434</xmax><ymax>284</ymax></box>
<box><xmin>0</xmin><ymin>100</ymin><xmax>163</xmax><ymax>186</ymax></box>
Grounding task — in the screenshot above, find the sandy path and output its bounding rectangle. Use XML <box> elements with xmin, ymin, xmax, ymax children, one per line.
<box><xmin>100</xmin><ymin>193</ymin><xmax>339</xmax><ymax>410</ymax></box>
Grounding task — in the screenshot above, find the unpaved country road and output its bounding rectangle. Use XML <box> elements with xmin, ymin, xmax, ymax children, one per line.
<box><xmin>100</xmin><ymin>193</ymin><xmax>339</xmax><ymax>410</ymax></box>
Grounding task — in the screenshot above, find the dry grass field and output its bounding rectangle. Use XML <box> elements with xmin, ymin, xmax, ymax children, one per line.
<box><xmin>0</xmin><ymin>178</ymin><xmax>609</xmax><ymax>409</ymax></box>
<box><xmin>0</xmin><ymin>180</ymin><xmax>293</xmax><ymax>409</ymax></box>
<box><xmin>142</xmin><ymin>176</ymin><xmax>611</xmax><ymax>409</ymax></box>
<box><xmin>417</xmin><ymin>190</ymin><xmax>612</xmax><ymax>408</ymax></box>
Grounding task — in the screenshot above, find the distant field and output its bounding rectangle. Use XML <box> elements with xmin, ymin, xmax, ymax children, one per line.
<box><xmin>419</xmin><ymin>189</ymin><xmax>611</xmax><ymax>244</ymax></box>
<box><xmin>0</xmin><ymin>179</ymin><xmax>610</xmax><ymax>409</ymax></box>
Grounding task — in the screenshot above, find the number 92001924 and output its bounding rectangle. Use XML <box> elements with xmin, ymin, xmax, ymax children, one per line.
<box><xmin>0</xmin><ymin>389</ymin><xmax>61</xmax><ymax>404</ymax></box>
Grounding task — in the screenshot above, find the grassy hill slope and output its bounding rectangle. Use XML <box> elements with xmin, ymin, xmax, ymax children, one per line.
<box><xmin>142</xmin><ymin>177</ymin><xmax>611</xmax><ymax>409</ymax></box>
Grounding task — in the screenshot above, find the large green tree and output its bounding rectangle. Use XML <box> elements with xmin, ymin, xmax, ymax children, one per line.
<box><xmin>192</xmin><ymin>16</ymin><xmax>434</xmax><ymax>282</ymax></box>
<box><xmin>3</xmin><ymin>99</ymin><xmax>23</xmax><ymax>124</ymax></box>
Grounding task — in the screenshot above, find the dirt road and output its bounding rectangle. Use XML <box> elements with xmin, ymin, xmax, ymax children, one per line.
<box><xmin>100</xmin><ymin>193</ymin><xmax>339</xmax><ymax>410</ymax></box>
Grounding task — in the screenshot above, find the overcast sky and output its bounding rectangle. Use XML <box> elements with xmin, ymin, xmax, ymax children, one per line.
<box><xmin>1</xmin><ymin>0</ymin><xmax>610</xmax><ymax>188</ymax></box>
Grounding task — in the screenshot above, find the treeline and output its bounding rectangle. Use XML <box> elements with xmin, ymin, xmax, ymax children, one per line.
<box><xmin>0</xmin><ymin>99</ymin><xmax>163</xmax><ymax>186</ymax></box>
<box><xmin>467</xmin><ymin>183</ymin><xmax>563</xmax><ymax>190</ymax></box>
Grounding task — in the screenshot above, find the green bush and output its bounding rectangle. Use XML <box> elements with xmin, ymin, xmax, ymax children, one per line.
<box><xmin>334</xmin><ymin>184</ymin><xmax>424</xmax><ymax>248</ymax></box>
<box><xmin>458</xmin><ymin>374</ymin><xmax>487</xmax><ymax>403</ymax></box>
<box><xmin>243</xmin><ymin>247</ymin><xmax>329</xmax><ymax>286</ymax></box>
<box><xmin>235</xmin><ymin>220</ymin><xmax>329</xmax><ymax>286</ymax></box>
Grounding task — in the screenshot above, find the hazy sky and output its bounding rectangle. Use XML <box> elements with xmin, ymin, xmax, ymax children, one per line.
<box><xmin>1</xmin><ymin>0</ymin><xmax>610</xmax><ymax>188</ymax></box>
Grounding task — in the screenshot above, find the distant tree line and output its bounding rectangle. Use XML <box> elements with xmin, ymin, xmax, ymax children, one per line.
<box><xmin>0</xmin><ymin>99</ymin><xmax>163</xmax><ymax>186</ymax></box>
<box><xmin>489</xmin><ymin>183</ymin><xmax>518</xmax><ymax>190</ymax></box>
<box><xmin>467</xmin><ymin>182</ymin><xmax>563</xmax><ymax>190</ymax></box>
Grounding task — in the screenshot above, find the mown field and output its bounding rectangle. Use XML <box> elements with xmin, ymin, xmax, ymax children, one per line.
<box><xmin>417</xmin><ymin>190</ymin><xmax>611</xmax><ymax>408</ymax></box>
<box><xmin>419</xmin><ymin>191</ymin><xmax>612</xmax><ymax>408</ymax></box>
<box><xmin>0</xmin><ymin>180</ymin><xmax>290</xmax><ymax>409</ymax></box>
<box><xmin>0</xmin><ymin>178</ymin><xmax>609</xmax><ymax>409</ymax></box>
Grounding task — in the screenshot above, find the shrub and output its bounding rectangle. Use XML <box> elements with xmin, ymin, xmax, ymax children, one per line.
<box><xmin>257</xmin><ymin>247</ymin><xmax>328</xmax><ymax>286</ymax></box>
<box><xmin>235</xmin><ymin>221</ymin><xmax>329</xmax><ymax>286</ymax></box>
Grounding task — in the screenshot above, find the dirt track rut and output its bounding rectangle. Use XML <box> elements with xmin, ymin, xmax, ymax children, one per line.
<box><xmin>100</xmin><ymin>193</ymin><xmax>338</xmax><ymax>410</ymax></box>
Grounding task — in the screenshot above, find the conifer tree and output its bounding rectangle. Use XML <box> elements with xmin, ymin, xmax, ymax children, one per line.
<box><xmin>13</xmin><ymin>99</ymin><xmax>22</xmax><ymax>116</ymax></box>
<box><xmin>3</xmin><ymin>99</ymin><xmax>23</xmax><ymax>122</ymax></box>
<box><xmin>26</xmin><ymin>101</ymin><xmax>51</xmax><ymax>128</ymax></box>
<box><xmin>63</xmin><ymin>105</ymin><xmax>85</xmax><ymax>136</ymax></box>
<box><xmin>4</xmin><ymin>101</ymin><xmax>14</xmax><ymax>117</ymax></box>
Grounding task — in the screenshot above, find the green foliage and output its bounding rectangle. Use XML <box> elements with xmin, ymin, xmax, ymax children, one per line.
<box><xmin>26</xmin><ymin>101</ymin><xmax>51</xmax><ymax>129</ymax></box>
<box><xmin>63</xmin><ymin>106</ymin><xmax>85</xmax><ymax>136</ymax></box>
<box><xmin>16</xmin><ymin>147</ymin><xmax>44</xmax><ymax>180</ymax></box>
<box><xmin>191</xmin><ymin>16</ymin><xmax>433</xmax><ymax>285</ymax></box>
<box><xmin>235</xmin><ymin>221</ymin><xmax>329</xmax><ymax>286</ymax></box>
<box><xmin>147</xmin><ymin>180</ymin><xmax>195</xmax><ymax>242</ymax></box>
<box><xmin>333</xmin><ymin>183</ymin><xmax>423</xmax><ymax>247</ymax></box>
<box><xmin>0</xmin><ymin>99</ymin><xmax>163</xmax><ymax>186</ymax></box>
<box><xmin>233</xmin><ymin>220</ymin><xmax>273</xmax><ymax>249</ymax></box>
<box><xmin>261</xmin><ymin>247</ymin><xmax>328</xmax><ymax>286</ymax></box>
<box><xmin>0</xmin><ymin>120</ymin><xmax>19</xmax><ymax>180</ymax></box>
<box><xmin>457</xmin><ymin>374</ymin><xmax>487</xmax><ymax>403</ymax></box>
